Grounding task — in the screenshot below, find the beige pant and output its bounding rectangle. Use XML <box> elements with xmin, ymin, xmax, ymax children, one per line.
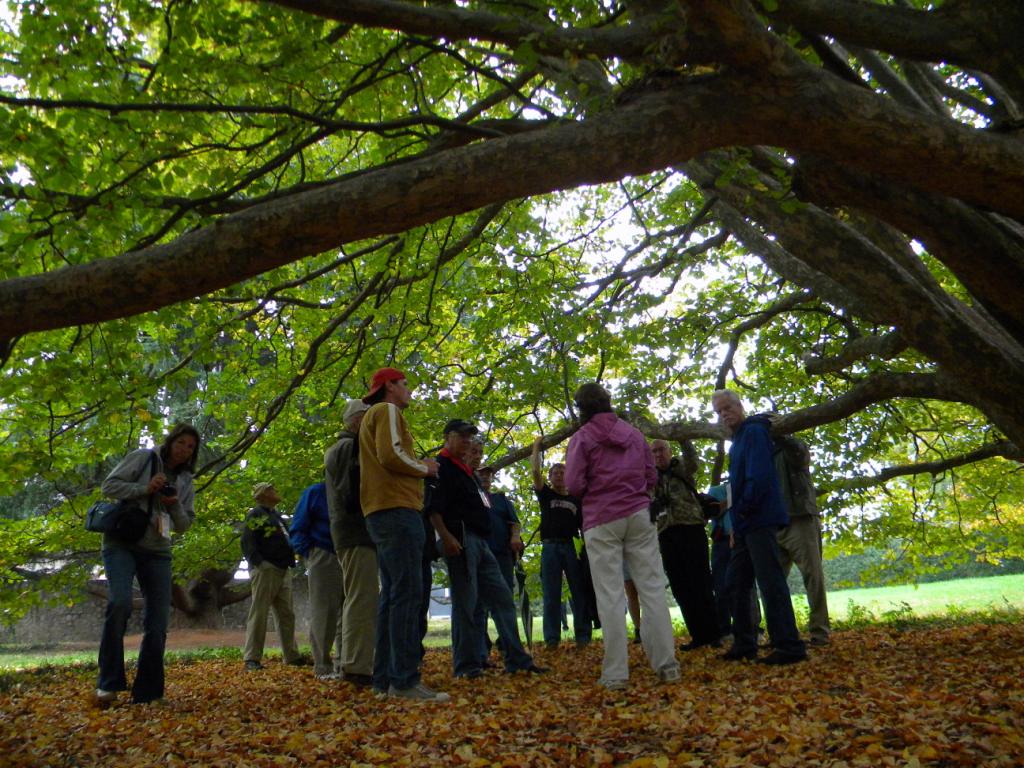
<box><xmin>777</xmin><ymin>515</ymin><xmax>830</xmax><ymax>643</ymax></box>
<box><xmin>244</xmin><ymin>561</ymin><xmax>301</xmax><ymax>664</ymax></box>
<box><xmin>337</xmin><ymin>546</ymin><xmax>379</xmax><ymax>676</ymax></box>
<box><xmin>306</xmin><ymin>547</ymin><xmax>344</xmax><ymax>676</ymax></box>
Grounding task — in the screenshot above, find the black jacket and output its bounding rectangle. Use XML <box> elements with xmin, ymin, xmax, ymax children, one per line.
<box><xmin>427</xmin><ymin>453</ymin><xmax>491</xmax><ymax>541</ymax></box>
<box><xmin>241</xmin><ymin>506</ymin><xmax>295</xmax><ymax>569</ymax></box>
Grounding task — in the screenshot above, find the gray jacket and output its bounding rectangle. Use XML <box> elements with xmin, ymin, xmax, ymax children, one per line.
<box><xmin>100</xmin><ymin>448</ymin><xmax>195</xmax><ymax>553</ymax></box>
<box><xmin>772</xmin><ymin>435</ymin><xmax>820</xmax><ymax>518</ymax></box>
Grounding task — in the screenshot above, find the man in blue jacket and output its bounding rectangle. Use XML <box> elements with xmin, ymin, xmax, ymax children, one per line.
<box><xmin>289</xmin><ymin>481</ymin><xmax>343</xmax><ymax>680</ymax></box>
<box><xmin>711</xmin><ymin>390</ymin><xmax>807</xmax><ymax>665</ymax></box>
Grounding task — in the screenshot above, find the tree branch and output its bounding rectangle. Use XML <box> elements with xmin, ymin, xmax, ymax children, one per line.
<box><xmin>826</xmin><ymin>440</ymin><xmax>1024</xmax><ymax>494</ymax></box>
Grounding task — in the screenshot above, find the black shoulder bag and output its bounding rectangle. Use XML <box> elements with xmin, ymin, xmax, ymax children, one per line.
<box><xmin>85</xmin><ymin>451</ymin><xmax>158</xmax><ymax>543</ymax></box>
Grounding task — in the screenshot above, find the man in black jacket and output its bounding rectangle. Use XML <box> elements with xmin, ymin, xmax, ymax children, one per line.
<box><xmin>242</xmin><ymin>482</ymin><xmax>303</xmax><ymax>670</ymax></box>
<box><xmin>427</xmin><ymin>420</ymin><xmax>544</xmax><ymax>679</ymax></box>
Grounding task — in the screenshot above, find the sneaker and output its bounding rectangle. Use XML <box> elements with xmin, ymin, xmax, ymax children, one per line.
<box><xmin>388</xmin><ymin>683</ymin><xmax>451</xmax><ymax>702</ymax></box>
<box><xmin>809</xmin><ymin>636</ymin><xmax>830</xmax><ymax>648</ymax></box>
<box><xmin>95</xmin><ymin>688</ymin><xmax>117</xmax><ymax>703</ymax></box>
<box><xmin>658</xmin><ymin>667</ymin><xmax>681</xmax><ymax>684</ymax></box>
<box><xmin>756</xmin><ymin>650</ymin><xmax>807</xmax><ymax>666</ymax></box>
<box><xmin>315</xmin><ymin>672</ymin><xmax>341</xmax><ymax>681</ymax></box>
<box><xmin>244</xmin><ymin>660</ymin><xmax>263</xmax><ymax>671</ymax></box>
<box><xmin>286</xmin><ymin>656</ymin><xmax>312</xmax><ymax>667</ymax></box>
<box><xmin>599</xmin><ymin>679</ymin><xmax>628</xmax><ymax>691</ymax></box>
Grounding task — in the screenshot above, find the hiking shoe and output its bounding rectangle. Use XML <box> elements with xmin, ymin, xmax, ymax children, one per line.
<box><xmin>342</xmin><ymin>672</ymin><xmax>374</xmax><ymax>688</ymax></box>
<box><xmin>680</xmin><ymin>639</ymin><xmax>722</xmax><ymax>652</ymax></box>
<box><xmin>244</xmin><ymin>660</ymin><xmax>263</xmax><ymax>671</ymax></box>
<box><xmin>95</xmin><ymin>688</ymin><xmax>117</xmax><ymax>703</ymax></box>
<box><xmin>720</xmin><ymin>648</ymin><xmax>757</xmax><ymax>662</ymax></box>
<box><xmin>388</xmin><ymin>683</ymin><xmax>450</xmax><ymax>702</ymax></box>
<box><xmin>756</xmin><ymin>650</ymin><xmax>807</xmax><ymax>666</ymax></box>
<box><xmin>519</xmin><ymin>664</ymin><xmax>547</xmax><ymax>674</ymax></box>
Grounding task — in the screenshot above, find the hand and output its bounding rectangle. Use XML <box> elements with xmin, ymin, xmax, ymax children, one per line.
<box><xmin>532</xmin><ymin>436</ymin><xmax>544</xmax><ymax>449</ymax></box>
<box><xmin>147</xmin><ymin>473</ymin><xmax>167</xmax><ymax>494</ymax></box>
<box><xmin>442</xmin><ymin>534</ymin><xmax>462</xmax><ymax>557</ymax></box>
<box><xmin>510</xmin><ymin>536</ymin><xmax>525</xmax><ymax>556</ymax></box>
<box><xmin>423</xmin><ymin>458</ymin><xmax>440</xmax><ymax>477</ymax></box>
<box><xmin>158</xmin><ymin>493</ymin><xmax>178</xmax><ymax>506</ymax></box>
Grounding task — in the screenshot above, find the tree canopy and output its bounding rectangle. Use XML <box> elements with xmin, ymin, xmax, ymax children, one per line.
<box><xmin>1</xmin><ymin>0</ymin><xmax>1022</xmax><ymax>619</ymax></box>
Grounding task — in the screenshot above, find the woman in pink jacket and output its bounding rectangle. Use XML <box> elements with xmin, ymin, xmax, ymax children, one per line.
<box><xmin>565</xmin><ymin>383</ymin><xmax>680</xmax><ymax>689</ymax></box>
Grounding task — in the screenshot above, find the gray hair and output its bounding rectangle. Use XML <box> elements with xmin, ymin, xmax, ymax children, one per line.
<box><xmin>711</xmin><ymin>389</ymin><xmax>742</xmax><ymax>406</ymax></box>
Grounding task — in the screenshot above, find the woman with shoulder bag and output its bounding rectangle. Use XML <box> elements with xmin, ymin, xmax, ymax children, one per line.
<box><xmin>95</xmin><ymin>423</ymin><xmax>200</xmax><ymax>705</ymax></box>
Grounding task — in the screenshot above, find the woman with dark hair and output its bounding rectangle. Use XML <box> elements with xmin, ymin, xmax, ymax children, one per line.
<box><xmin>565</xmin><ymin>384</ymin><xmax>679</xmax><ymax>690</ymax></box>
<box><xmin>95</xmin><ymin>423</ymin><xmax>200</xmax><ymax>705</ymax></box>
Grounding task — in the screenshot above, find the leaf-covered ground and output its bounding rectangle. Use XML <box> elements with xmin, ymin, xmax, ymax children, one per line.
<box><xmin>2</xmin><ymin>623</ymin><xmax>1022</xmax><ymax>767</ymax></box>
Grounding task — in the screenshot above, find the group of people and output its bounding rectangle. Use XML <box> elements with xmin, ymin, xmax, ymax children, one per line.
<box><xmin>93</xmin><ymin>369</ymin><xmax>830</xmax><ymax>704</ymax></box>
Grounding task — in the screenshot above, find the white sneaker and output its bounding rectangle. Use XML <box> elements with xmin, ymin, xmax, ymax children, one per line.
<box><xmin>658</xmin><ymin>667</ymin><xmax>681</xmax><ymax>684</ymax></box>
<box><xmin>95</xmin><ymin>688</ymin><xmax>117</xmax><ymax>703</ymax></box>
<box><xmin>599</xmin><ymin>679</ymin><xmax>628</xmax><ymax>691</ymax></box>
<box><xmin>315</xmin><ymin>672</ymin><xmax>341</xmax><ymax>681</ymax></box>
<box><xmin>388</xmin><ymin>683</ymin><xmax>450</xmax><ymax>702</ymax></box>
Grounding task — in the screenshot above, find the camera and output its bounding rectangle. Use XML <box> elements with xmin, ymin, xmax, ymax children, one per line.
<box><xmin>158</xmin><ymin>483</ymin><xmax>177</xmax><ymax>497</ymax></box>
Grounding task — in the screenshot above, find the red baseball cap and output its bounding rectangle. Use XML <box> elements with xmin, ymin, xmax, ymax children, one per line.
<box><xmin>362</xmin><ymin>367</ymin><xmax>407</xmax><ymax>403</ymax></box>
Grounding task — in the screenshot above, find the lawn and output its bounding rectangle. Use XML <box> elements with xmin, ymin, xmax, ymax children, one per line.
<box><xmin>824</xmin><ymin>573</ymin><xmax>1024</xmax><ymax>623</ymax></box>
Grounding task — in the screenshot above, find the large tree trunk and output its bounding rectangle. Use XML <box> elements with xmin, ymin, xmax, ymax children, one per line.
<box><xmin>170</xmin><ymin>568</ymin><xmax>250</xmax><ymax>630</ymax></box>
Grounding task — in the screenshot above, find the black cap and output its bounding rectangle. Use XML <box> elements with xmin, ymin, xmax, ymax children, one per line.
<box><xmin>443</xmin><ymin>418</ymin><xmax>478</xmax><ymax>436</ymax></box>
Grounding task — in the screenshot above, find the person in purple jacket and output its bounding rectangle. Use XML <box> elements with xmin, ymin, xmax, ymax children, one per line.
<box><xmin>712</xmin><ymin>389</ymin><xmax>807</xmax><ymax>665</ymax></box>
<box><xmin>565</xmin><ymin>383</ymin><xmax>680</xmax><ymax>690</ymax></box>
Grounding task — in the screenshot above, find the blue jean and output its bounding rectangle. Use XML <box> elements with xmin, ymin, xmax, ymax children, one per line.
<box><xmin>726</xmin><ymin>526</ymin><xmax>805</xmax><ymax>657</ymax></box>
<box><xmin>366</xmin><ymin>508</ymin><xmax>425</xmax><ymax>691</ymax></box>
<box><xmin>712</xmin><ymin>536</ymin><xmax>760</xmax><ymax>637</ymax></box>
<box><xmin>478</xmin><ymin>549</ymin><xmax>516</xmax><ymax>658</ymax></box>
<box><xmin>97</xmin><ymin>545</ymin><xmax>172</xmax><ymax>703</ymax></box>
<box><xmin>540</xmin><ymin>539</ymin><xmax>591</xmax><ymax>646</ymax></box>
<box><xmin>447</xmin><ymin>533</ymin><xmax>533</xmax><ymax>676</ymax></box>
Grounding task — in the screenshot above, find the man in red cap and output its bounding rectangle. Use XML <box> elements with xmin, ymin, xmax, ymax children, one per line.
<box><xmin>357</xmin><ymin>368</ymin><xmax>447</xmax><ymax>701</ymax></box>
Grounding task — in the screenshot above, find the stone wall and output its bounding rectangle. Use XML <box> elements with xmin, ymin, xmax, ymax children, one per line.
<box><xmin>6</xmin><ymin>577</ymin><xmax>312</xmax><ymax>645</ymax></box>
<box><xmin>5</xmin><ymin>575</ymin><xmax>453</xmax><ymax>645</ymax></box>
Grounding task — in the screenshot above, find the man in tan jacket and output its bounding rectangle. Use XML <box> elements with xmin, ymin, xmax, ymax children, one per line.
<box><xmin>358</xmin><ymin>367</ymin><xmax>446</xmax><ymax>701</ymax></box>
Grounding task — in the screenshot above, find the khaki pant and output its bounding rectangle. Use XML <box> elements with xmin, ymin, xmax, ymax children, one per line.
<box><xmin>306</xmin><ymin>547</ymin><xmax>344</xmax><ymax>676</ymax></box>
<box><xmin>244</xmin><ymin>562</ymin><xmax>301</xmax><ymax>664</ymax></box>
<box><xmin>337</xmin><ymin>545</ymin><xmax>378</xmax><ymax>676</ymax></box>
<box><xmin>777</xmin><ymin>515</ymin><xmax>830</xmax><ymax>643</ymax></box>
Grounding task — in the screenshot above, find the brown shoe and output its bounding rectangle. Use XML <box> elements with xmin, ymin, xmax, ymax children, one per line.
<box><xmin>342</xmin><ymin>672</ymin><xmax>373</xmax><ymax>688</ymax></box>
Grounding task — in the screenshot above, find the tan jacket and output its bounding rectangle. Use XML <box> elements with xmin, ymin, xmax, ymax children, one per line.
<box><xmin>358</xmin><ymin>402</ymin><xmax>429</xmax><ymax>515</ymax></box>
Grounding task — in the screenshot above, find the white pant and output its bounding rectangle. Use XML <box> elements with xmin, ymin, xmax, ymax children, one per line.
<box><xmin>584</xmin><ymin>508</ymin><xmax>679</xmax><ymax>685</ymax></box>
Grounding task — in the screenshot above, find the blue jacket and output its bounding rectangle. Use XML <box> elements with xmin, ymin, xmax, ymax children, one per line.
<box><xmin>727</xmin><ymin>415</ymin><xmax>789</xmax><ymax>536</ymax></box>
<box><xmin>289</xmin><ymin>482</ymin><xmax>334</xmax><ymax>556</ymax></box>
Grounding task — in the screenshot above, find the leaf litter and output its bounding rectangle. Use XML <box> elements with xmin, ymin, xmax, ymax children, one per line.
<box><xmin>1</xmin><ymin>623</ymin><xmax>1022</xmax><ymax>766</ymax></box>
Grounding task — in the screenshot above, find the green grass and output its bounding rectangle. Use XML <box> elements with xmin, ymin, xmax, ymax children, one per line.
<box><xmin>824</xmin><ymin>572</ymin><xmax>1024</xmax><ymax>629</ymax></box>
<box><xmin>3</xmin><ymin>574</ymin><xmax>1022</xmax><ymax>673</ymax></box>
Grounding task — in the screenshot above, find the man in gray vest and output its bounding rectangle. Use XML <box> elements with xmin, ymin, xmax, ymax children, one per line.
<box><xmin>324</xmin><ymin>398</ymin><xmax>378</xmax><ymax>686</ymax></box>
<box><xmin>773</xmin><ymin>433</ymin><xmax>831</xmax><ymax>647</ymax></box>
